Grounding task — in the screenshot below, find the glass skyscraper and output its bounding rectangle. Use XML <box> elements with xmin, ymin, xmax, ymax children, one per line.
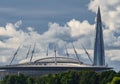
<box><xmin>93</xmin><ymin>7</ymin><xmax>105</xmax><ymax>66</ymax></box>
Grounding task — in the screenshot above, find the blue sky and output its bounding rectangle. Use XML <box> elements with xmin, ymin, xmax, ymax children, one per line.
<box><xmin>0</xmin><ymin>0</ymin><xmax>95</xmax><ymax>33</ymax></box>
<box><xmin>0</xmin><ymin>0</ymin><xmax>120</xmax><ymax>71</ymax></box>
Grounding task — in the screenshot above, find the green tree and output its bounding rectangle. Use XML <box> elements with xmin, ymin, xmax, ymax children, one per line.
<box><xmin>26</xmin><ymin>77</ymin><xmax>35</xmax><ymax>84</ymax></box>
<box><xmin>116</xmin><ymin>71</ymin><xmax>120</xmax><ymax>77</ymax></box>
<box><xmin>100</xmin><ymin>70</ymin><xmax>116</xmax><ymax>84</ymax></box>
<box><xmin>79</xmin><ymin>70</ymin><xmax>99</xmax><ymax>84</ymax></box>
<box><xmin>110</xmin><ymin>77</ymin><xmax>120</xmax><ymax>84</ymax></box>
<box><xmin>1</xmin><ymin>74</ymin><xmax>28</xmax><ymax>84</ymax></box>
<box><xmin>6</xmin><ymin>75</ymin><xmax>17</xmax><ymax>84</ymax></box>
<box><xmin>17</xmin><ymin>74</ymin><xmax>27</xmax><ymax>84</ymax></box>
<box><xmin>60</xmin><ymin>70</ymin><xmax>79</xmax><ymax>84</ymax></box>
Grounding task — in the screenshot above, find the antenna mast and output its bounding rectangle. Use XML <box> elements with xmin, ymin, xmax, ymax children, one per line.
<box><xmin>30</xmin><ymin>43</ymin><xmax>36</xmax><ymax>63</ymax></box>
<box><xmin>9</xmin><ymin>45</ymin><xmax>21</xmax><ymax>65</ymax></box>
<box><xmin>46</xmin><ymin>47</ymin><xmax>48</xmax><ymax>56</ymax></box>
<box><xmin>81</xmin><ymin>44</ymin><xmax>93</xmax><ymax>64</ymax></box>
<box><xmin>26</xmin><ymin>45</ymin><xmax>31</xmax><ymax>59</ymax></box>
<box><xmin>72</xmin><ymin>43</ymin><xmax>82</xmax><ymax>64</ymax></box>
<box><xmin>65</xmin><ymin>45</ymin><xmax>69</xmax><ymax>57</ymax></box>
<box><xmin>54</xmin><ymin>44</ymin><xmax>57</xmax><ymax>65</ymax></box>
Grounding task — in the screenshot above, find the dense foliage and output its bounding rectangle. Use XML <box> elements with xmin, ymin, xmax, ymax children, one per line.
<box><xmin>0</xmin><ymin>70</ymin><xmax>120</xmax><ymax>84</ymax></box>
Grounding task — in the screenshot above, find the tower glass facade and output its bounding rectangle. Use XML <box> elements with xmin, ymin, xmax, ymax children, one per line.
<box><xmin>93</xmin><ymin>7</ymin><xmax>105</xmax><ymax>66</ymax></box>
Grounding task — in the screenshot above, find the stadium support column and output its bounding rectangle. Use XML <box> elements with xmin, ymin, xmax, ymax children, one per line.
<box><xmin>93</xmin><ymin>7</ymin><xmax>105</xmax><ymax>66</ymax></box>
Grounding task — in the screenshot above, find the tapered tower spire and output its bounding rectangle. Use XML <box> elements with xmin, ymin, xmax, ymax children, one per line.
<box><xmin>93</xmin><ymin>7</ymin><xmax>105</xmax><ymax>66</ymax></box>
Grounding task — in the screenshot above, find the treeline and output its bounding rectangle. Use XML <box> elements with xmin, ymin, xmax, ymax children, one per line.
<box><xmin>0</xmin><ymin>70</ymin><xmax>120</xmax><ymax>84</ymax></box>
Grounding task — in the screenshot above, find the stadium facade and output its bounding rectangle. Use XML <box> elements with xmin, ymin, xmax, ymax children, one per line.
<box><xmin>0</xmin><ymin>7</ymin><xmax>112</xmax><ymax>78</ymax></box>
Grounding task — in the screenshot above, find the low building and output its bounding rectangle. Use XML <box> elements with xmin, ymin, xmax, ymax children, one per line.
<box><xmin>0</xmin><ymin>56</ymin><xmax>112</xmax><ymax>77</ymax></box>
